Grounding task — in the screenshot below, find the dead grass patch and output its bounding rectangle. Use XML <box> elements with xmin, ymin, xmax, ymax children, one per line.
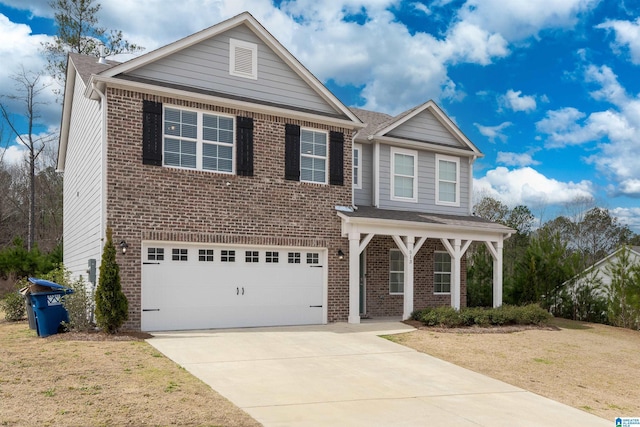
<box><xmin>390</xmin><ymin>317</ymin><xmax>640</xmax><ymax>419</ymax></box>
<box><xmin>0</xmin><ymin>313</ymin><xmax>261</xmax><ymax>427</ymax></box>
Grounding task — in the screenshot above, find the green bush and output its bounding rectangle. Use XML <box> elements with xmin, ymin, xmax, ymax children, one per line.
<box><xmin>415</xmin><ymin>304</ymin><xmax>551</xmax><ymax>328</ymax></box>
<box><xmin>516</xmin><ymin>304</ymin><xmax>553</xmax><ymax>325</ymax></box>
<box><xmin>420</xmin><ymin>306</ymin><xmax>465</xmax><ymax>327</ymax></box>
<box><xmin>62</xmin><ymin>277</ymin><xmax>94</xmax><ymax>332</ymax></box>
<box><xmin>1</xmin><ymin>289</ymin><xmax>26</xmax><ymax>321</ymax></box>
<box><xmin>94</xmin><ymin>228</ymin><xmax>128</xmax><ymax>333</ymax></box>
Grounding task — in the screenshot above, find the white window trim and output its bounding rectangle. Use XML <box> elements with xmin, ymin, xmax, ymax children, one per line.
<box><xmin>163</xmin><ymin>105</ymin><xmax>235</xmax><ymax>175</ymax></box>
<box><xmin>229</xmin><ymin>38</ymin><xmax>258</xmax><ymax>80</ymax></box>
<box><xmin>300</xmin><ymin>128</ymin><xmax>328</xmax><ymax>185</ymax></box>
<box><xmin>353</xmin><ymin>144</ymin><xmax>362</xmax><ymax>190</ymax></box>
<box><xmin>435</xmin><ymin>154</ymin><xmax>460</xmax><ymax>207</ymax></box>
<box><xmin>434</xmin><ymin>251</ymin><xmax>452</xmax><ymax>295</ymax></box>
<box><xmin>390</xmin><ymin>147</ymin><xmax>418</xmax><ymax>203</ymax></box>
<box><xmin>389</xmin><ymin>249</ymin><xmax>404</xmax><ymax>295</ymax></box>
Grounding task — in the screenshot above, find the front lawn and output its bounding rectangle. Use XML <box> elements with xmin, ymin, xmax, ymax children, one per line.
<box><xmin>0</xmin><ymin>312</ymin><xmax>260</xmax><ymax>426</ymax></box>
<box><xmin>389</xmin><ymin>317</ymin><xmax>640</xmax><ymax>420</ymax></box>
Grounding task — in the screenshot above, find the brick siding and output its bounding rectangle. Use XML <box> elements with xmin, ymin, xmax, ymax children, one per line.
<box><xmin>363</xmin><ymin>236</ymin><xmax>467</xmax><ymax>318</ymax></box>
<box><xmin>105</xmin><ymin>89</ymin><xmax>353</xmax><ymax>330</ymax></box>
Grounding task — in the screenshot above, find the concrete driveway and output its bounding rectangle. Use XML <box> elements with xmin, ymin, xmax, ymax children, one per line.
<box><xmin>147</xmin><ymin>321</ymin><xmax>610</xmax><ymax>427</ymax></box>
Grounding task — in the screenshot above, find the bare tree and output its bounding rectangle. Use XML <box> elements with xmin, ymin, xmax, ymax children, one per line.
<box><xmin>0</xmin><ymin>69</ymin><xmax>56</xmax><ymax>251</ymax></box>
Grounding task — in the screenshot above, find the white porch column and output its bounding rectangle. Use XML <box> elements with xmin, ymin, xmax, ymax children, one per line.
<box><xmin>403</xmin><ymin>236</ymin><xmax>415</xmax><ymax>320</ymax></box>
<box><xmin>486</xmin><ymin>240</ymin><xmax>504</xmax><ymax>307</ymax></box>
<box><xmin>452</xmin><ymin>239</ymin><xmax>461</xmax><ymax>310</ymax></box>
<box><xmin>348</xmin><ymin>232</ymin><xmax>361</xmax><ymax>324</ymax></box>
<box><xmin>441</xmin><ymin>238</ymin><xmax>472</xmax><ymax>311</ymax></box>
<box><xmin>392</xmin><ymin>235</ymin><xmax>416</xmax><ymax>320</ymax></box>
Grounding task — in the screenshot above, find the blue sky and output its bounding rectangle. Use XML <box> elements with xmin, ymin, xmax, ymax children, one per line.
<box><xmin>1</xmin><ymin>0</ymin><xmax>640</xmax><ymax>230</ymax></box>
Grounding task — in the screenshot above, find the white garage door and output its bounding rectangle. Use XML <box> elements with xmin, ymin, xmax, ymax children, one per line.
<box><xmin>141</xmin><ymin>243</ymin><xmax>326</xmax><ymax>331</ymax></box>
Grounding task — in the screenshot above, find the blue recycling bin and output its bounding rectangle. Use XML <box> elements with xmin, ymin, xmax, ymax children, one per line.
<box><xmin>28</xmin><ymin>278</ymin><xmax>73</xmax><ymax>337</ymax></box>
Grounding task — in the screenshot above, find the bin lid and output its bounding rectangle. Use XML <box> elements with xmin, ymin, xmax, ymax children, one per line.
<box><xmin>28</xmin><ymin>277</ymin><xmax>67</xmax><ymax>290</ymax></box>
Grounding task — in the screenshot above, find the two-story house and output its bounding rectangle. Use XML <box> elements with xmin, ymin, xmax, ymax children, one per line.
<box><xmin>57</xmin><ymin>12</ymin><xmax>512</xmax><ymax>332</ymax></box>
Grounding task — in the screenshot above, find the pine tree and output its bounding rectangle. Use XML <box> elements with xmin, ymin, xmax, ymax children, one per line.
<box><xmin>94</xmin><ymin>227</ymin><xmax>128</xmax><ymax>333</ymax></box>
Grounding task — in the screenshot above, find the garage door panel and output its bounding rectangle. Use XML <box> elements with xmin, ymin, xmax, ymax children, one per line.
<box><xmin>142</xmin><ymin>244</ymin><xmax>326</xmax><ymax>331</ymax></box>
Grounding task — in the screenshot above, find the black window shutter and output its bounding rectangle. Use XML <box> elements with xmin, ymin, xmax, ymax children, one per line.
<box><xmin>285</xmin><ymin>124</ymin><xmax>300</xmax><ymax>181</ymax></box>
<box><xmin>329</xmin><ymin>131</ymin><xmax>344</xmax><ymax>186</ymax></box>
<box><xmin>236</xmin><ymin>116</ymin><xmax>254</xmax><ymax>176</ymax></box>
<box><xmin>142</xmin><ymin>100</ymin><xmax>163</xmax><ymax>166</ymax></box>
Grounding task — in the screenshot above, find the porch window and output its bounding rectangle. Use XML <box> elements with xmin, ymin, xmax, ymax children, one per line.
<box><xmin>391</xmin><ymin>147</ymin><xmax>417</xmax><ymax>202</ymax></box>
<box><xmin>436</xmin><ymin>154</ymin><xmax>459</xmax><ymax>206</ymax></box>
<box><xmin>389</xmin><ymin>249</ymin><xmax>404</xmax><ymax>294</ymax></box>
<box><xmin>434</xmin><ymin>251</ymin><xmax>451</xmax><ymax>294</ymax></box>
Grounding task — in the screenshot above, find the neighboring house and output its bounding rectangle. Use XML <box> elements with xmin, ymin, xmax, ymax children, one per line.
<box><xmin>569</xmin><ymin>246</ymin><xmax>640</xmax><ymax>293</ymax></box>
<box><xmin>57</xmin><ymin>12</ymin><xmax>513</xmax><ymax>331</ymax></box>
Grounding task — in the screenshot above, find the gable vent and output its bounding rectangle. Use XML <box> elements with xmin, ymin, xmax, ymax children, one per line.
<box><xmin>230</xmin><ymin>38</ymin><xmax>257</xmax><ymax>80</ymax></box>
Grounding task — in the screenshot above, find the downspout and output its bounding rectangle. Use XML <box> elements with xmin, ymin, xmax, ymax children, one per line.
<box><xmin>92</xmin><ymin>81</ymin><xmax>108</xmax><ymax>262</ymax></box>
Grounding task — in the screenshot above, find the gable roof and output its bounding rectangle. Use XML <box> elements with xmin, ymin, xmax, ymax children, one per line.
<box><xmin>580</xmin><ymin>245</ymin><xmax>640</xmax><ymax>276</ymax></box>
<box><xmin>352</xmin><ymin>100</ymin><xmax>482</xmax><ymax>157</ymax></box>
<box><xmin>92</xmin><ymin>11</ymin><xmax>361</xmax><ymax>125</ymax></box>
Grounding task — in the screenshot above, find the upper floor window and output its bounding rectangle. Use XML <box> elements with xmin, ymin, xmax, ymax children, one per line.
<box><xmin>434</xmin><ymin>251</ymin><xmax>451</xmax><ymax>294</ymax></box>
<box><xmin>436</xmin><ymin>154</ymin><xmax>459</xmax><ymax>206</ymax></box>
<box><xmin>300</xmin><ymin>129</ymin><xmax>327</xmax><ymax>184</ymax></box>
<box><xmin>164</xmin><ymin>107</ymin><xmax>234</xmax><ymax>174</ymax></box>
<box><xmin>390</xmin><ymin>147</ymin><xmax>417</xmax><ymax>202</ymax></box>
<box><xmin>353</xmin><ymin>144</ymin><xmax>362</xmax><ymax>189</ymax></box>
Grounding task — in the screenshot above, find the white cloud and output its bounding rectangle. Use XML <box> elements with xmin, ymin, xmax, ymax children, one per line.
<box><xmin>0</xmin><ymin>144</ymin><xmax>26</xmax><ymax>165</ymax></box>
<box><xmin>457</xmin><ymin>0</ymin><xmax>600</xmax><ymax>41</ymax></box>
<box><xmin>0</xmin><ymin>14</ymin><xmax>59</xmax><ymax>127</ymax></box>
<box><xmin>475</xmin><ymin>121</ymin><xmax>512</xmax><ymax>143</ymax></box>
<box><xmin>474</xmin><ymin>166</ymin><xmax>594</xmax><ymax>207</ymax></box>
<box><xmin>411</xmin><ymin>2</ymin><xmax>432</xmax><ymax>15</ymax></box>
<box><xmin>497</xmin><ymin>151</ymin><xmax>540</xmax><ymax>167</ymax></box>
<box><xmin>501</xmin><ymin>89</ymin><xmax>536</xmax><ymax>112</ymax></box>
<box><xmin>611</xmin><ymin>206</ymin><xmax>640</xmax><ymax>232</ymax></box>
<box><xmin>596</xmin><ymin>18</ymin><xmax>640</xmax><ymax>65</ymax></box>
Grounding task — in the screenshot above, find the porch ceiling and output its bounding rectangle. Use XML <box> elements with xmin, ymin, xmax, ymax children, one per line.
<box><xmin>338</xmin><ymin>206</ymin><xmax>514</xmax><ymax>242</ymax></box>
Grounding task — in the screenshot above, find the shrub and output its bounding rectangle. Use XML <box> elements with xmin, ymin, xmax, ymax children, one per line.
<box><xmin>94</xmin><ymin>227</ymin><xmax>128</xmax><ymax>333</ymax></box>
<box><xmin>410</xmin><ymin>308</ymin><xmax>429</xmax><ymax>321</ymax></box>
<box><xmin>414</xmin><ymin>304</ymin><xmax>551</xmax><ymax>328</ymax></box>
<box><xmin>516</xmin><ymin>304</ymin><xmax>552</xmax><ymax>325</ymax></box>
<box><xmin>420</xmin><ymin>306</ymin><xmax>465</xmax><ymax>327</ymax></box>
<box><xmin>0</xmin><ymin>288</ymin><xmax>26</xmax><ymax>321</ymax></box>
<box><xmin>62</xmin><ymin>277</ymin><xmax>94</xmax><ymax>332</ymax></box>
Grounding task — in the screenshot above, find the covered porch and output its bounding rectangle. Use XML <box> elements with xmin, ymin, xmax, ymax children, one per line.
<box><xmin>338</xmin><ymin>207</ymin><xmax>514</xmax><ymax>323</ymax></box>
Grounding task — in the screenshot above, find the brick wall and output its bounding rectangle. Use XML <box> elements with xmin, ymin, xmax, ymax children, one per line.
<box><xmin>363</xmin><ymin>236</ymin><xmax>467</xmax><ymax>318</ymax></box>
<box><xmin>105</xmin><ymin>89</ymin><xmax>353</xmax><ymax>330</ymax></box>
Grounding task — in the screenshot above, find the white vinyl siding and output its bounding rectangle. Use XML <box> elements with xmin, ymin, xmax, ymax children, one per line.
<box><xmin>164</xmin><ymin>106</ymin><xmax>234</xmax><ymax>173</ymax></box>
<box><xmin>389</xmin><ymin>249</ymin><xmax>404</xmax><ymax>295</ymax></box>
<box><xmin>353</xmin><ymin>144</ymin><xmax>362</xmax><ymax>189</ymax></box>
<box><xmin>126</xmin><ymin>25</ymin><xmax>337</xmax><ymax>115</ymax></box>
<box><xmin>390</xmin><ymin>147</ymin><xmax>417</xmax><ymax>202</ymax></box>
<box><xmin>63</xmin><ymin>70</ymin><xmax>104</xmax><ymax>283</ymax></box>
<box><xmin>436</xmin><ymin>154</ymin><xmax>460</xmax><ymax>206</ymax></box>
<box><xmin>378</xmin><ymin>146</ymin><xmax>470</xmax><ymax>215</ymax></box>
<box><xmin>386</xmin><ymin>110</ymin><xmax>464</xmax><ymax>148</ymax></box>
<box><xmin>434</xmin><ymin>251</ymin><xmax>452</xmax><ymax>294</ymax></box>
<box><xmin>300</xmin><ymin>129</ymin><xmax>327</xmax><ymax>184</ymax></box>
